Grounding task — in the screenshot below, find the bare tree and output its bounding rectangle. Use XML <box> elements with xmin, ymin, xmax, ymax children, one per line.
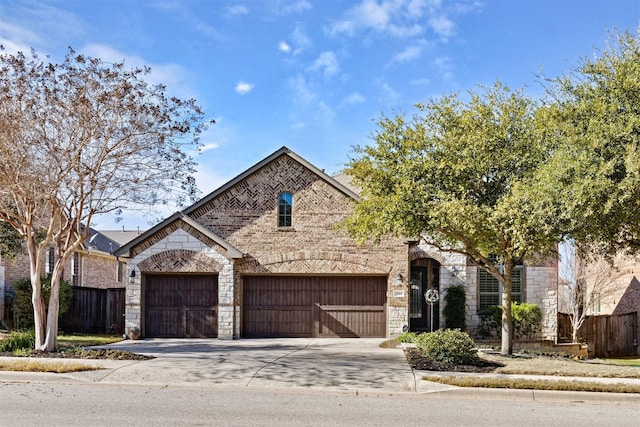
<box><xmin>0</xmin><ymin>48</ymin><xmax>210</xmax><ymax>351</ymax></box>
<box><xmin>558</xmin><ymin>244</ymin><xmax>630</xmax><ymax>343</ymax></box>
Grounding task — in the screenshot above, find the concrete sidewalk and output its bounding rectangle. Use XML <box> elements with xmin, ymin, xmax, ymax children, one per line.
<box><xmin>1</xmin><ymin>338</ymin><xmax>640</xmax><ymax>404</ymax></box>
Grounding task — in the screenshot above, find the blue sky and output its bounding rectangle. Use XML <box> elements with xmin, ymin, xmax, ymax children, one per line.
<box><xmin>1</xmin><ymin>0</ymin><xmax>639</xmax><ymax>229</ymax></box>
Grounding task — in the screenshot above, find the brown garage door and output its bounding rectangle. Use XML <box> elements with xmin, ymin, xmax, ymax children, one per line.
<box><xmin>243</xmin><ymin>276</ymin><xmax>387</xmax><ymax>338</ymax></box>
<box><xmin>145</xmin><ymin>274</ymin><xmax>218</xmax><ymax>338</ymax></box>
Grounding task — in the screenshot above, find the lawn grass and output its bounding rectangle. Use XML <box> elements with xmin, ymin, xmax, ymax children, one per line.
<box><xmin>422</xmin><ymin>375</ymin><xmax>640</xmax><ymax>394</ymax></box>
<box><xmin>0</xmin><ymin>359</ymin><xmax>102</xmax><ymax>373</ymax></box>
<box><xmin>600</xmin><ymin>358</ymin><xmax>640</xmax><ymax>368</ymax></box>
<box><xmin>0</xmin><ymin>333</ymin><xmax>122</xmax><ymax>373</ymax></box>
<box><xmin>57</xmin><ymin>334</ymin><xmax>123</xmax><ymax>348</ymax></box>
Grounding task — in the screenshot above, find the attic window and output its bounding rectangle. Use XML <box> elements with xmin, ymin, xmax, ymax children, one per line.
<box><xmin>278</xmin><ymin>192</ymin><xmax>293</xmax><ymax>228</ymax></box>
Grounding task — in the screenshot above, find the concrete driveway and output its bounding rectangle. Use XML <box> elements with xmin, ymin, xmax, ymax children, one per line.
<box><xmin>92</xmin><ymin>338</ymin><xmax>416</xmax><ymax>393</ymax></box>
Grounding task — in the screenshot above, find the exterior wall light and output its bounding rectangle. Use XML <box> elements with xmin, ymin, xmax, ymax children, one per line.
<box><xmin>396</xmin><ymin>273</ymin><xmax>403</xmax><ymax>286</ymax></box>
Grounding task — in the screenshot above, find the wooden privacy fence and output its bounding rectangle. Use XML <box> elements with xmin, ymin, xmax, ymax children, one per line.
<box><xmin>61</xmin><ymin>287</ymin><xmax>125</xmax><ymax>334</ymax></box>
<box><xmin>558</xmin><ymin>312</ymin><xmax>638</xmax><ymax>358</ymax></box>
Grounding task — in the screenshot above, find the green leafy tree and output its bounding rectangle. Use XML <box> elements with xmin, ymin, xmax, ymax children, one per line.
<box><xmin>0</xmin><ymin>47</ymin><xmax>210</xmax><ymax>351</ymax></box>
<box><xmin>344</xmin><ymin>81</ymin><xmax>563</xmax><ymax>355</ymax></box>
<box><xmin>11</xmin><ymin>276</ymin><xmax>72</xmax><ymax>330</ymax></box>
<box><xmin>0</xmin><ymin>221</ymin><xmax>23</xmax><ymax>260</ymax></box>
<box><xmin>542</xmin><ymin>30</ymin><xmax>640</xmax><ymax>258</ymax></box>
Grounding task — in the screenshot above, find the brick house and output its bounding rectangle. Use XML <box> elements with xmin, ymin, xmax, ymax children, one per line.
<box><xmin>115</xmin><ymin>147</ymin><xmax>558</xmax><ymax>340</ymax></box>
<box><xmin>0</xmin><ymin>229</ymin><xmax>133</xmax><ymax>331</ymax></box>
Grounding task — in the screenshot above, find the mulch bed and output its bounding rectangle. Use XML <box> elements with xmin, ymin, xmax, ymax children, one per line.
<box><xmin>404</xmin><ymin>347</ymin><xmax>503</xmax><ymax>372</ymax></box>
<box><xmin>0</xmin><ymin>348</ymin><xmax>153</xmax><ymax>360</ymax></box>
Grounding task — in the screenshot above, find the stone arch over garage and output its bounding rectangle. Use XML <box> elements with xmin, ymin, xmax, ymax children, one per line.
<box><xmin>238</xmin><ymin>250</ymin><xmax>390</xmax><ymax>274</ymax></box>
<box><xmin>138</xmin><ymin>249</ymin><xmax>222</xmax><ymax>273</ymax></box>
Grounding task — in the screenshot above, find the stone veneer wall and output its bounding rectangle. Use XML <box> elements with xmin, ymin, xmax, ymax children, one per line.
<box><xmin>126</xmin><ymin>227</ymin><xmax>235</xmax><ymax>338</ymax></box>
<box><xmin>466</xmin><ymin>265</ymin><xmax>558</xmax><ymax>340</ymax></box>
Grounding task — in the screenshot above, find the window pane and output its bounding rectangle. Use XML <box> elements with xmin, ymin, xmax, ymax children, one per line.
<box><xmin>278</xmin><ymin>192</ymin><xmax>292</xmax><ymax>227</ymax></box>
<box><xmin>479</xmin><ymin>270</ymin><xmax>499</xmax><ymax>293</ymax></box>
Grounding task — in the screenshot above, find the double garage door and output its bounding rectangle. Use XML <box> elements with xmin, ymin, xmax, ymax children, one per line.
<box><xmin>243</xmin><ymin>276</ymin><xmax>387</xmax><ymax>338</ymax></box>
<box><xmin>145</xmin><ymin>275</ymin><xmax>218</xmax><ymax>338</ymax></box>
<box><xmin>143</xmin><ymin>274</ymin><xmax>387</xmax><ymax>338</ymax></box>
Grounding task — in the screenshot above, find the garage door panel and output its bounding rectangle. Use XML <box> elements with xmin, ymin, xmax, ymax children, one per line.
<box><xmin>146</xmin><ymin>309</ymin><xmax>181</xmax><ymax>337</ymax></box>
<box><xmin>243</xmin><ymin>276</ymin><xmax>386</xmax><ymax>338</ymax></box>
<box><xmin>319</xmin><ymin>308</ymin><xmax>386</xmax><ymax>338</ymax></box>
<box><xmin>186</xmin><ymin>309</ymin><xmax>217</xmax><ymax>338</ymax></box>
<box><xmin>145</xmin><ymin>275</ymin><xmax>218</xmax><ymax>338</ymax></box>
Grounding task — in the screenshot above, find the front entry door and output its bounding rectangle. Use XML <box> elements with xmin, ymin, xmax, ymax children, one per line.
<box><xmin>409</xmin><ymin>259</ymin><xmax>440</xmax><ymax>332</ymax></box>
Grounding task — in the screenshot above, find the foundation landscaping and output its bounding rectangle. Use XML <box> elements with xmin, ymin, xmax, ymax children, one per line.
<box><xmin>395</xmin><ymin>330</ymin><xmax>640</xmax><ymax>393</ymax></box>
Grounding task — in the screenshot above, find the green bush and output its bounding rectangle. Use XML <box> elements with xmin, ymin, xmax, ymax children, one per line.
<box><xmin>443</xmin><ymin>285</ymin><xmax>466</xmax><ymax>330</ymax></box>
<box><xmin>513</xmin><ymin>303</ymin><xmax>542</xmax><ymax>339</ymax></box>
<box><xmin>477</xmin><ymin>305</ymin><xmax>502</xmax><ymax>338</ymax></box>
<box><xmin>415</xmin><ymin>329</ymin><xmax>480</xmax><ymax>365</ymax></box>
<box><xmin>0</xmin><ymin>330</ymin><xmax>35</xmax><ymax>352</ymax></box>
<box><xmin>11</xmin><ymin>276</ymin><xmax>73</xmax><ymax>330</ymax></box>
<box><xmin>477</xmin><ymin>303</ymin><xmax>542</xmax><ymax>340</ymax></box>
<box><xmin>396</xmin><ymin>332</ymin><xmax>417</xmax><ymax>343</ymax></box>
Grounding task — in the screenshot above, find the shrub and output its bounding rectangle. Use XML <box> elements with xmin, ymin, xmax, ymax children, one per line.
<box><xmin>11</xmin><ymin>276</ymin><xmax>73</xmax><ymax>330</ymax></box>
<box><xmin>477</xmin><ymin>303</ymin><xmax>542</xmax><ymax>340</ymax></box>
<box><xmin>396</xmin><ymin>332</ymin><xmax>417</xmax><ymax>343</ymax></box>
<box><xmin>477</xmin><ymin>306</ymin><xmax>502</xmax><ymax>338</ymax></box>
<box><xmin>513</xmin><ymin>302</ymin><xmax>542</xmax><ymax>339</ymax></box>
<box><xmin>415</xmin><ymin>329</ymin><xmax>480</xmax><ymax>365</ymax></box>
<box><xmin>0</xmin><ymin>330</ymin><xmax>35</xmax><ymax>352</ymax></box>
<box><xmin>443</xmin><ymin>285</ymin><xmax>466</xmax><ymax>330</ymax></box>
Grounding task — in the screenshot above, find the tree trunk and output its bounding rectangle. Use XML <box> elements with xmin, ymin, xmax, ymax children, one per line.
<box><xmin>501</xmin><ymin>262</ymin><xmax>514</xmax><ymax>356</ymax></box>
<box><xmin>43</xmin><ymin>265</ymin><xmax>63</xmax><ymax>352</ymax></box>
<box><xmin>26</xmin><ymin>237</ymin><xmax>47</xmax><ymax>350</ymax></box>
<box><xmin>30</xmin><ymin>271</ymin><xmax>47</xmax><ymax>350</ymax></box>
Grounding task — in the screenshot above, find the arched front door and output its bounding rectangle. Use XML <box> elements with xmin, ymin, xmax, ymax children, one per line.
<box><xmin>409</xmin><ymin>258</ymin><xmax>440</xmax><ymax>332</ymax></box>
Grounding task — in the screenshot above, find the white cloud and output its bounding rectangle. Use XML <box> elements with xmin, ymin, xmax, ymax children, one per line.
<box><xmin>428</xmin><ymin>15</ymin><xmax>455</xmax><ymax>39</ymax></box>
<box><xmin>280</xmin><ymin>0</ymin><xmax>313</xmax><ymax>14</ymax></box>
<box><xmin>326</xmin><ymin>0</ymin><xmax>423</xmax><ymax>38</ymax></box>
<box><xmin>279</xmin><ymin>41</ymin><xmax>291</xmax><ymax>53</ymax></box>
<box><xmin>290</xmin><ymin>24</ymin><xmax>312</xmax><ymax>55</ymax></box>
<box><xmin>199</xmin><ymin>143</ymin><xmax>220</xmax><ymax>153</ymax></box>
<box><xmin>288</xmin><ymin>74</ymin><xmax>315</xmax><ymax>105</ymax></box>
<box><xmin>308</xmin><ymin>51</ymin><xmax>339</xmax><ymax>78</ymax></box>
<box><xmin>235</xmin><ymin>81</ymin><xmax>254</xmax><ymax>95</ymax></box>
<box><xmin>341</xmin><ymin>92</ymin><xmax>366</xmax><ymax>106</ymax></box>
<box><xmin>433</xmin><ymin>55</ymin><xmax>454</xmax><ymax>81</ymax></box>
<box><xmin>377</xmin><ymin>80</ymin><xmax>401</xmax><ymax>105</ymax></box>
<box><xmin>392</xmin><ymin>44</ymin><xmax>422</xmax><ymax>63</ymax></box>
<box><xmin>325</xmin><ymin>0</ymin><xmax>471</xmax><ymax>41</ymax></box>
<box><xmin>81</xmin><ymin>44</ymin><xmax>196</xmax><ymax>99</ymax></box>
<box><xmin>226</xmin><ymin>5</ymin><xmax>250</xmax><ymax>16</ymax></box>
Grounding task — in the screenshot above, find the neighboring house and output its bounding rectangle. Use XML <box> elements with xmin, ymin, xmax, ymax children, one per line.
<box><xmin>557</xmin><ymin>254</ymin><xmax>640</xmax><ymax>356</ymax></box>
<box><xmin>116</xmin><ymin>147</ymin><xmax>558</xmax><ymax>340</ymax></box>
<box><xmin>0</xmin><ymin>228</ymin><xmax>137</xmax><ymax>332</ymax></box>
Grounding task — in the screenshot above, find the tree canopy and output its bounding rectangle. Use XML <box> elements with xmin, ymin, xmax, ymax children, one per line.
<box><xmin>0</xmin><ymin>47</ymin><xmax>210</xmax><ymax>351</ymax></box>
<box><xmin>540</xmin><ymin>29</ymin><xmax>640</xmax><ymax>258</ymax></box>
<box><xmin>344</xmin><ymin>81</ymin><xmax>564</xmax><ymax>354</ymax></box>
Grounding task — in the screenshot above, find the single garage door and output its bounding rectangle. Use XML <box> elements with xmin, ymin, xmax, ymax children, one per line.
<box><xmin>243</xmin><ymin>276</ymin><xmax>387</xmax><ymax>338</ymax></box>
<box><xmin>145</xmin><ymin>274</ymin><xmax>218</xmax><ymax>338</ymax></box>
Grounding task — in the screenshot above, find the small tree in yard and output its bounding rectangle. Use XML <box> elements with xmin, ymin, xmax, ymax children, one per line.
<box><xmin>344</xmin><ymin>81</ymin><xmax>564</xmax><ymax>355</ymax></box>
<box><xmin>558</xmin><ymin>245</ymin><xmax>630</xmax><ymax>343</ymax></box>
<box><xmin>0</xmin><ymin>48</ymin><xmax>210</xmax><ymax>351</ymax></box>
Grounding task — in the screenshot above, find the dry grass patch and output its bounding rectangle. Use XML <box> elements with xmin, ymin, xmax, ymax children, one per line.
<box><xmin>422</xmin><ymin>375</ymin><xmax>640</xmax><ymax>394</ymax></box>
<box><xmin>480</xmin><ymin>352</ymin><xmax>640</xmax><ymax>379</ymax></box>
<box><xmin>0</xmin><ymin>359</ymin><xmax>102</xmax><ymax>373</ymax></box>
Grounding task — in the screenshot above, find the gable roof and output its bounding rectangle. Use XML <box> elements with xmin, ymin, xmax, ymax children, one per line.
<box><xmin>114</xmin><ymin>212</ymin><xmax>244</xmax><ymax>259</ymax></box>
<box><xmin>182</xmin><ymin>146</ymin><xmax>360</xmax><ymax>216</ymax></box>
